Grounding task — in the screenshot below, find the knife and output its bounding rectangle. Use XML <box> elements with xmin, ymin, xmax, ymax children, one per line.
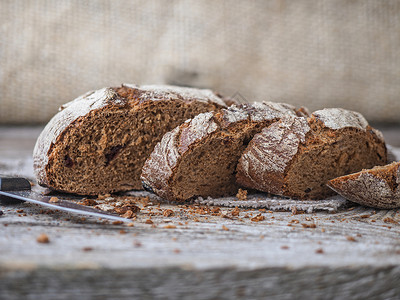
<box><xmin>0</xmin><ymin>176</ymin><xmax>131</xmax><ymax>223</ymax></box>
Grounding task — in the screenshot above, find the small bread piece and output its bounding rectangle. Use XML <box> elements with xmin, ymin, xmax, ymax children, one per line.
<box><xmin>328</xmin><ymin>162</ymin><xmax>400</xmax><ymax>209</ymax></box>
<box><xmin>141</xmin><ymin>102</ymin><xmax>301</xmax><ymax>202</ymax></box>
<box><xmin>33</xmin><ymin>84</ymin><xmax>226</xmax><ymax>195</ymax></box>
<box><xmin>236</xmin><ymin>108</ymin><xmax>387</xmax><ymax>200</ymax></box>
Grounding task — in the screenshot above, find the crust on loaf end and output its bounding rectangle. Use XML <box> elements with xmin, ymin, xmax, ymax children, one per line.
<box><xmin>33</xmin><ymin>84</ymin><xmax>225</xmax><ymax>195</ymax></box>
<box><xmin>141</xmin><ymin>102</ymin><xmax>301</xmax><ymax>202</ymax></box>
<box><xmin>236</xmin><ymin>108</ymin><xmax>387</xmax><ymax>200</ymax></box>
<box><xmin>328</xmin><ymin>162</ymin><xmax>400</xmax><ymax>209</ymax></box>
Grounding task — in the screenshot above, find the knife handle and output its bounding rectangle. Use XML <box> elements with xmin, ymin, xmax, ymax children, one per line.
<box><xmin>0</xmin><ymin>176</ymin><xmax>31</xmax><ymax>191</ymax></box>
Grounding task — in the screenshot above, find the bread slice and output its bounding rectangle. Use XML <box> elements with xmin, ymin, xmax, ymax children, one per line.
<box><xmin>33</xmin><ymin>84</ymin><xmax>226</xmax><ymax>195</ymax></box>
<box><xmin>236</xmin><ymin>108</ymin><xmax>387</xmax><ymax>199</ymax></box>
<box><xmin>141</xmin><ymin>102</ymin><xmax>302</xmax><ymax>202</ymax></box>
<box><xmin>328</xmin><ymin>162</ymin><xmax>400</xmax><ymax>209</ymax></box>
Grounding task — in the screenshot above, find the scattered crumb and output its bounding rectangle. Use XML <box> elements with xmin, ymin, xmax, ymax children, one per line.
<box><xmin>16</xmin><ymin>209</ymin><xmax>24</xmax><ymax>213</ymax></box>
<box><xmin>164</xmin><ymin>225</ymin><xmax>177</xmax><ymax>229</ymax></box>
<box><xmin>281</xmin><ymin>245</ymin><xmax>289</xmax><ymax>250</ymax></box>
<box><xmin>126</xmin><ymin>222</ymin><xmax>134</xmax><ymax>227</ymax></box>
<box><xmin>236</xmin><ymin>188</ymin><xmax>248</xmax><ymax>201</ymax></box>
<box><xmin>383</xmin><ymin>217</ymin><xmax>398</xmax><ymax>224</ymax></box>
<box><xmin>321</xmin><ymin>228</ymin><xmax>326</xmax><ymax>233</ymax></box>
<box><xmin>173</xmin><ymin>248</ymin><xmax>181</xmax><ymax>254</ymax></box>
<box><xmin>302</xmin><ymin>223</ymin><xmax>316</xmax><ymax>228</ymax></box>
<box><xmin>346</xmin><ymin>236</ymin><xmax>357</xmax><ymax>242</ymax></box>
<box><xmin>112</xmin><ymin>221</ymin><xmax>124</xmax><ymax>225</ymax></box>
<box><xmin>231</xmin><ymin>207</ymin><xmax>240</xmax><ymax>217</ymax></box>
<box><xmin>222</xmin><ymin>225</ymin><xmax>229</xmax><ymax>231</ymax></box>
<box><xmin>49</xmin><ymin>197</ymin><xmax>59</xmax><ymax>203</ymax></box>
<box><xmin>315</xmin><ymin>248</ymin><xmax>324</xmax><ymax>254</ymax></box>
<box><xmin>82</xmin><ymin>247</ymin><xmax>93</xmax><ymax>252</ymax></box>
<box><xmin>360</xmin><ymin>214</ymin><xmax>370</xmax><ymax>219</ymax></box>
<box><xmin>250</xmin><ymin>214</ymin><xmax>265</xmax><ymax>222</ymax></box>
<box><xmin>97</xmin><ymin>194</ymin><xmax>111</xmax><ymax>200</ymax></box>
<box><xmin>145</xmin><ymin>219</ymin><xmax>153</xmax><ymax>224</ymax></box>
<box><xmin>121</xmin><ymin>210</ymin><xmax>135</xmax><ymax>219</ymax></box>
<box><xmin>78</xmin><ymin>198</ymin><xmax>97</xmax><ymax>206</ymax></box>
<box><xmin>37</xmin><ymin>233</ymin><xmax>50</xmax><ymax>244</ymax></box>
<box><xmin>163</xmin><ymin>209</ymin><xmax>174</xmax><ymax>217</ymax></box>
<box><xmin>119</xmin><ymin>230</ymin><xmax>127</xmax><ymax>234</ymax></box>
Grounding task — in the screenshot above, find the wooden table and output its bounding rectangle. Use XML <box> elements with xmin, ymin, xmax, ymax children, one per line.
<box><xmin>1</xmin><ymin>126</ymin><xmax>400</xmax><ymax>300</ymax></box>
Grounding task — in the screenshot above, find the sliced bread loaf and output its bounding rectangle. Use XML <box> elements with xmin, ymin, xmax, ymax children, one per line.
<box><xmin>236</xmin><ymin>108</ymin><xmax>387</xmax><ymax>199</ymax></box>
<box><xmin>328</xmin><ymin>162</ymin><xmax>400</xmax><ymax>209</ymax></box>
<box><xmin>33</xmin><ymin>84</ymin><xmax>226</xmax><ymax>195</ymax></box>
<box><xmin>140</xmin><ymin>102</ymin><xmax>302</xmax><ymax>202</ymax></box>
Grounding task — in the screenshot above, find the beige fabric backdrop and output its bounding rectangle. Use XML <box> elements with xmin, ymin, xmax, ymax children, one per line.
<box><xmin>1</xmin><ymin>0</ymin><xmax>399</xmax><ymax>124</ymax></box>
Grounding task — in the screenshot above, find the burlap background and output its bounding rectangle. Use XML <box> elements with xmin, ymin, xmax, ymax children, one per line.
<box><xmin>1</xmin><ymin>0</ymin><xmax>399</xmax><ymax>124</ymax></box>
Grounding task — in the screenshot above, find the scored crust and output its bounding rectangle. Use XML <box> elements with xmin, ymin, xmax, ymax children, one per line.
<box><xmin>236</xmin><ymin>108</ymin><xmax>387</xmax><ymax>200</ymax></box>
<box><xmin>33</xmin><ymin>84</ymin><xmax>226</xmax><ymax>195</ymax></box>
<box><xmin>328</xmin><ymin>162</ymin><xmax>400</xmax><ymax>209</ymax></box>
<box><xmin>140</xmin><ymin>102</ymin><xmax>303</xmax><ymax>202</ymax></box>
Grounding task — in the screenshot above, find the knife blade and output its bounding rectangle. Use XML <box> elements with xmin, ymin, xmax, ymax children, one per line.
<box><xmin>0</xmin><ymin>176</ymin><xmax>131</xmax><ymax>223</ymax></box>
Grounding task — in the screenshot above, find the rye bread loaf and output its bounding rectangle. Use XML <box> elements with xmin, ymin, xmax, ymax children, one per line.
<box><xmin>327</xmin><ymin>162</ymin><xmax>400</xmax><ymax>209</ymax></box>
<box><xmin>33</xmin><ymin>84</ymin><xmax>226</xmax><ymax>195</ymax></box>
<box><xmin>236</xmin><ymin>108</ymin><xmax>387</xmax><ymax>200</ymax></box>
<box><xmin>141</xmin><ymin>102</ymin><xmax>304</xmax><ymax>202</ymax></box>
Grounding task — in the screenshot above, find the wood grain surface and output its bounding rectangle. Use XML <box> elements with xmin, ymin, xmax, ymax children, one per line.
<box><xmin>1</xmin><ymin>126</ymin><xmax>400</xmax><ymax>300</ymax></box>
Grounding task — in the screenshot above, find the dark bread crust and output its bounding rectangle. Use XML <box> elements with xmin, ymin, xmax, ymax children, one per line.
<box><xmin>141</xmin><ymin>102</ymin><xmax>300</xmax><ymax>202</ymax></box>
<box><xmin>33</xmin><ymin>84</ymin><xmax>226</xmax><ymax>195</ymax></box>
<box><xmin>328</xmin><ymin>162</ymin><xmax>400</xmax><ymax>209</ymax></box>
<box><xmin>236</xmin><ymin>108</ymin><xmax>387</xmax><ymax>200</ymax></box>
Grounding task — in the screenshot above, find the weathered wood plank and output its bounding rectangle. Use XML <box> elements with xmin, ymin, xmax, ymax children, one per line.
<box><xmin>1</xmin><ymin>125</ymin><xmax>400</xmax><ymax>299</ymax></box>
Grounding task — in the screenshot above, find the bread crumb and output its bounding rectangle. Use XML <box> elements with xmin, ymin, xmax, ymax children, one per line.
<box><xmin>119</xmin><ymin>229</ymin><xmax>127</xmax><ymax>234</ymax></box>
<box><xmin>315</xmin><ymin>248</ymin><xmax>324</xmax><ymax>254</ymax></box>
<box><xmin>383</xmin><ymin>217</ymin><xmax>398</xmax><ymax>224</ymax></box>
<box><xmin>78</xmin><ymin>198</ymin><xmax>98</xmax><ymax>206</ymax></box>
<box><xmin>121</xmin><ymin>210</ymin><xmax>135</xmax><ymax>219</ymax></box>
<box><xmin>250</xmin><ymin>214</ymin><xmax>265</xmax><ymax>222</ymax></box>
<box><xmin>126</xmin><ymin>222</ymin><xmax>134</xmax><ymax>227</ymax></box>
<box><xmin>346</xmin><ymin>236</ymin><xmax>357</xmax><ymax>242</ymax></box>
<box><xmin>163</xmin><ymin>209</ymin><xmax>174</xmax><ymax>217</ymax></box>
<box><xmin>231</xmin><ymin>207</ymin><xmax>240</xmax><ymax>217</ymax></box>
<box><xmin>173</xmin><ymin>248</ymin><xmax>181</xmax><ymax>254</ymax></box>
<box><xmin>49</xmin><ymin>197</ymin><xmax>59</xmax><ymax>203</ymax></box>
<box><xmin>281</xmin><ymin>245</ymin><xmax>289</xmax><ymax>250</ymax></box>
<box><xmin>164</xmin><ymin>225</ymin><xmax>177</xmax><ymax>229</ymax></box>
<box><xmin>145</xmin><ymin>219</ymin><xmax>153</xmax><ymax>224</ymax></box>
<box><xmin>37</xmin><ymin>233</ymin><xmax>50</xmax><ymax>243</ymax></box>
<box><xmin>112</xmin><ymin>221</ymin><xmax>123</xmax><ymax>225</ymax></box>
<box><xmin>82</xmin><ymin>247</ymin><xmax>93</xmax><ymax>251</ymax></box>
<box><xmin>236</xmin><ymin>189</ymin><xmax>248</xmax><ymax>200</ymax></box>
<box><xmin>302</xmin><ymin>223</ymin><xmax>316</xmax><ymax>228</ymax></box>
<box><xmin>222</xmin><ymin>225</ymin><xmax>229</xmax><ymax>231</ymax></box>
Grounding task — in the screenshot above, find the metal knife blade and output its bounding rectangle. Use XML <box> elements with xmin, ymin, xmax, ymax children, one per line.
<box><xmin>0</xmin><ymin>176</ymin><xmax>131</xmax><ymax>223</ymax></box>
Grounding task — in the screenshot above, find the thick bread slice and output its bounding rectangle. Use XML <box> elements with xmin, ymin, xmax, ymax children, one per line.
<box><xmin>328</xmin><ymin>162</ymin><xmax>400</xmax><ymax>209</ymax></box>
<box><xmin>33</xmin><ymin>84</ymin><xmax>226</xmax><ymax>195</ymax></box>
<box><xmin>236</xmin><ymin>108</ymin><xmax>387</xmax><ymax>199</ymax></box>
<box><xmin>141</xmin><ymin>102</ymin><xmax>301</xmax><ymax>202</ymax></box>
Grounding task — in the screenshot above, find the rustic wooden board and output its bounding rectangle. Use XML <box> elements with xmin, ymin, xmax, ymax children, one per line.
<box><xmin>1</xmin><ymin>126</ymin><xmax>400</xmax><ymax>299</ymax></box>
